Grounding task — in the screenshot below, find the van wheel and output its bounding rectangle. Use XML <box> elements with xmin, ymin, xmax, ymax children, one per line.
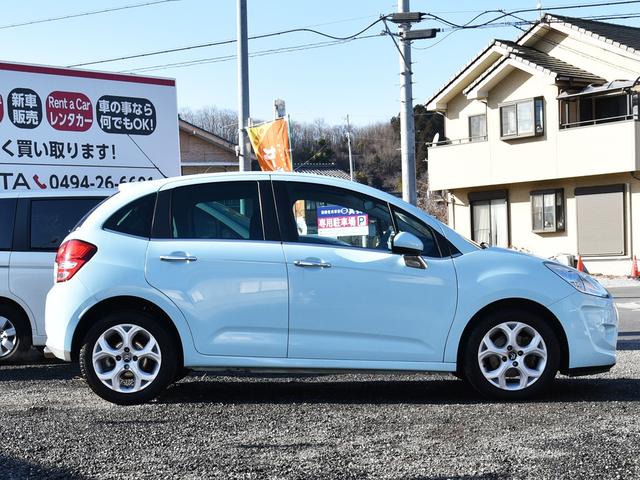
<box><xmin>79</xmin><ymin>310</ymin><xmax>177</xmax><ymax>405</ymax></box>
<box><xmin>462</xmin><ymin>308</ymin><xmax>560</xmax><ymax>400</ymax></box>
<box><xmin>0</xmin><ymin>305</ymin><xmax>31</xmax><ymax>364</ymax></box>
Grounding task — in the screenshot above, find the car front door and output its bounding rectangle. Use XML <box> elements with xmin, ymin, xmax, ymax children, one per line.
<box><xmin>273</xmin><ymin>180</ymin><xmax>458</xmax><ymax>363</ymax></box>
<box><xmin>145</xmin><ymin>179</ymin><xmax>289</xmax><ymax>358</ymax></box>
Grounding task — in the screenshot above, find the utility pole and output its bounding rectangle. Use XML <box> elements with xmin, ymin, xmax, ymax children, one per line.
<box><xmin>346</xmin><ymin>114</ymin><xmax>354</xmax><ymax>180</ymax></box>
<box><xmin>398</xmin><ymin>0</ymin><xmax>417</xmax><ymax>205</ymax></box>
<box><xmin>237</xmin><ymin>0</ymin><xmax>251</xmax><ymax>171</ymax></box>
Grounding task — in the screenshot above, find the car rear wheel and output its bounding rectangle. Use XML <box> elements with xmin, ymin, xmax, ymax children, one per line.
<box><xmin>79</xmin><ymin>310</ymin><xmax>177</xmax><ymax>405</ymax></box>
<box><xmin>0</xmin><ymin>305</ymin><xmax>31</xmax><ymax>364</ymax></box>
<box><xmin>462</xmin><ymin>308</ymin><xmax>560</xmax><ymax>400</ymax></box>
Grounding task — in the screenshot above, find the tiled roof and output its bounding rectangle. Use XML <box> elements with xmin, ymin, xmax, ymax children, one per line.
<box><xmin>495</xmin><ymin>40</ymin><xmax>605</xmax><ymax>83</ymax></box>
<box><xmin>295</xmin><ymin>165</ymin><xmax>351</xmax><ymax>180</ymax></box>
<box><xmin>549</xmin><ymin>14</ymin><xmax>640</xmax><ymax>53</ymax></box>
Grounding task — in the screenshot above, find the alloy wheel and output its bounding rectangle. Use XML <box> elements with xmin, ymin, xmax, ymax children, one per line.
<box><xmin>92</xmin><ymin>324</ymin><xmax>162</xmax><ymax>393</ymax></box>
<box><xmin>477</xmin><ymin>321</ymin><xmax>547</xmax><ymax>391</ymax></box>
<box><xmin>0</xmin><ymin>316</ymin><xmax>17</xmax><ymax>358</ymax></box>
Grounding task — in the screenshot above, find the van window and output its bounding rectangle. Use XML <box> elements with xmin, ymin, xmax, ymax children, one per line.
<box><xmin>0</xmin><ymin>198</ymin><xmax>17</xmax><ymax>250</ymax></box>
<box><xmin>30</xmin><ymin>198</ymin><xmax>103</xmax><ymax>251</ymax></box>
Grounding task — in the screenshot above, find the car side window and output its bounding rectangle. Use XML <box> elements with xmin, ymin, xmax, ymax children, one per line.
<box><xmin>103</xmin><ymin>193</ymin><xmax>156</xmax><ymax>238</ymax></box>
<box><xmin>31</xmin><ymin>198</ymin><xmax>103</xmax><ymax>250</ymax></box>
<box><xmin>391</xmin><ymin>207</ymin><xmax>443</xmax><ymax>258</ymax></box>
<box><xmin>278</xmin><ymin>182</ymin><xmax>395</xmax><ymax>251</ymax></box>
<box><xmin>0</xmin><ymin>198</ymin><xmax>16</xmax><ymax>250</ymax></box>
<box><xmin>170</xmin><ymin>181</ymin><xmax>263</xmax><ymax>240</ymax></box>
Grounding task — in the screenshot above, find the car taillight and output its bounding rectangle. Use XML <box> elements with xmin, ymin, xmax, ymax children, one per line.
<box><xmin>55</xmin><ymin>240</ymin><xmax>97</xmax><ymax>283</ymax></box>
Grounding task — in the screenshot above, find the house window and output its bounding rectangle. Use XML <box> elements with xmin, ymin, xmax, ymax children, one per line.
<box><xmin>560</xmin><ymin>93</ymin><xmax>633</xmax><ymax>128</ymax></box>
<box><xmin>531</xmin><ymin>189</ymin><xmax>564</xmax><ymax>233</ymax></box>
<box><xmin>469</xmin><ymin>190</ymin><xmax>508</xmax><ymax>247</ymax></box>
<box><xmin>500</xmin><ymin>97</ymin><xmax>544</xmax><ymax>139</ymax></box>
<box><xmin>575</xmin><ymin>185</ymin><xmax>625</xmax><ymax>256</ymax></box>
<box><xmin>468</xmin><ymin>114</ymin><xmax>487</xmax><ymax>141</ymax></box>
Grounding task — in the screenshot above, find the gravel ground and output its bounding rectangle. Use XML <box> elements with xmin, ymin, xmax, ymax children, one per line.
<box><xmin>1</xmin><ymin>348</ymin><xmax>639</xmax><ymax>480</ymax></box>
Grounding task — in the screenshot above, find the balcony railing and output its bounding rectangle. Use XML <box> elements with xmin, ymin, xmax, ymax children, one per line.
<box><xmin>559</xmin><ymin>113</ymin><xmax>637</xmax><ymax>129</ymax></box>
<box><xmin>430</xmin><ymin>135</ymin><xmax>487</xmax><ymax>147</ymax></box>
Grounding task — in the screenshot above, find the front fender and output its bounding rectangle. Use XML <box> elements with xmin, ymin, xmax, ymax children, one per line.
<box><xmin>443</xmin><ymin>249</ymin><xmax>575</xmax><ymax>363</ymax></box>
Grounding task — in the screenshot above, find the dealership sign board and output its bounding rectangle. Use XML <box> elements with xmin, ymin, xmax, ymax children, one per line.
<box><xmin>317</xmin><ymin>205</ymin><xmax>369</xmax><ymax>237</ymax></box>
<box><xmin>0</xmin><ymin>61</ymin><xmax>180</xmax><ymax>191</ymax></box>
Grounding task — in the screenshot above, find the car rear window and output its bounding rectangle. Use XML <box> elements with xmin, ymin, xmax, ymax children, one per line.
<box><xmin>30</xmin><ymin>198</ymin><xmax>103</xmax><ymax>251</ymax></box>
<box><xmin>103</xmin><ymin>193</ymin><xmax>156</xmax><ymax>238</ymax></box>
<box><xmin>0</xmin><ymin>198</ymin><xmax>17</xmax><ymax>250</ymax></box>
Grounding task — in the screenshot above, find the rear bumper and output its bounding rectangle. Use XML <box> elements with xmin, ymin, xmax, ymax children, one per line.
<box><xmin>45</xmin><ymin>279</ymin><xmax>95</xmax><ymax>362</ymax></box>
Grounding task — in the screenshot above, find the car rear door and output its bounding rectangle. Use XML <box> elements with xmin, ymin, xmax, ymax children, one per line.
<box><xmin>273</xmin><ymin>179</ymin><xmax>458</xmax><ymax>363</ymax></box>
<box><xmin>9</xmin><ymin>196</ymin><xmax>103</xmax><ymax>337</ymax></box>
<box><xmin>144</xmin><ymin>179</ymin><xmax>289</xmax><ymax>358</ymax></box>
<box><xmin>0</xmin><ymin>198</ymin><xmax>17</xmax><ymax>303</ymax></box>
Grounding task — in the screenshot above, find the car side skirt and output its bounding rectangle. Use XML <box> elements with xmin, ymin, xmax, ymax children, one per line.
<box><xmin>182</xmin><ymin>356</ymin><xmax>457</xmax><ymax>373</ymax></box>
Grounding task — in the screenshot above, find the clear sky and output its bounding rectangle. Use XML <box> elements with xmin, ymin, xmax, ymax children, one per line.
<box><xmin>3</xmin><ymin>0</ymin><xmax>640</xmax><ymax>126</ymax></box>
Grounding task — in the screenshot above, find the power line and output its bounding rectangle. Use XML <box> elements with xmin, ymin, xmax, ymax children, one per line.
<box><xmin>425</xmin><ymin>0</ymin><xmax>640</xmax><ymax>29</ymax></box>
<box><xmin>0</xmin><ymin>0</ymin><xmax>179</xmax><ymax>31</ymax></box>
<box><xmin>123</xmin><ymin>34</ymin><xmax>381</xmax><ymax>73</ymax></box>
<box><xmin>68</xmin><ymin>17</ymin><xmax>386</xmax><ymax>68</ymax></box>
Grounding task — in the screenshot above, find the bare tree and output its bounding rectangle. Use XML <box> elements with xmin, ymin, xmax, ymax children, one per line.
<box><xmin>180</xmin><ymin>106</ymin><xmax>238</xmax><ymax>143</ymax></box>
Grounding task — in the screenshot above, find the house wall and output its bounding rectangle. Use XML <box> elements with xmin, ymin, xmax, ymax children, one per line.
<box><xmin>430</xmin><ymin>67</ymin><xmax>640</xmax><ymax>190</ymax></box>
<box><xmin>179</xmin><ymin>129</ymin><xmax>238</xmax><ymax>175</ymax></box>
<box><xmin>533</xmin><ymin>30</ymin><xmax>640</xmax><ymax>81</ymax></box>
<box><xmin>449</xmin><ymin>172</ymin><xmax>640</xmax><ymax>275</ymax></box>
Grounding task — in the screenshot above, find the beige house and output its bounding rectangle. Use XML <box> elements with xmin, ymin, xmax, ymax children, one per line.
<box><xmin>427</xmin><ymin>14</ymin><xmax>640</xmax><ymax>275</ymax></box>
<box><xmin>179</xmin><ymin>118</ymin><xmax>239</xmax><ymax>175</ymax></box>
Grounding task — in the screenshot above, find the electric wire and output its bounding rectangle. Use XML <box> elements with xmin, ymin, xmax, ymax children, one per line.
<box><xmin>123</xmin><ymin>34</ymin><xmax>382</xmax><ymax>73</ymax></box>
<box><xmin>68</xmin><ymin>17</ymin><xmax>387</xmax><ymax>68</ymax></box>
<box><xmin>0</xmin><ymin>0</ymin><xmax>179</xmax><ymax>31</ymax></box>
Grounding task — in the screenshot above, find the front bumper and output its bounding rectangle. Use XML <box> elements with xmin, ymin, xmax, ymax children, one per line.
<box><xmin>548</xmin><ymin>291</ymin><xmax>618</xmax><ymax>371</ymax></box>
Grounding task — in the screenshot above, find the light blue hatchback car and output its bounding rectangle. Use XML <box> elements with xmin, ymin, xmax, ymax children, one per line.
<box><xmin>45</xmin><ymin>172</ymin><xmax>618</xmax><ymax>404</ymax></box>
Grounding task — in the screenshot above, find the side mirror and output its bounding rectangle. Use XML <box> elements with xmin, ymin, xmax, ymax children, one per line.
<box><xmin>391</xmin><ymin>231</ymin><xmax>423</xmax><ymax>255</ymax></box>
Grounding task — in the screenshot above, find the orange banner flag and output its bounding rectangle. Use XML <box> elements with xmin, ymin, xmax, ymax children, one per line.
<box><xmin>247</xmin><ymin>118</ymin><xmax>292</xmax><ymax>172</ymax></box>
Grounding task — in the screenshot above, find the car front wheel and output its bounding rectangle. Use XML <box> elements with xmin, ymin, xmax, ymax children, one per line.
<box><xmin>79</xmin><ymin>311</ymin><xmax>177</xmax><ymax>405</ymax></box>
<box><xmin>463</xmin><ymin>308</ymin><xmax>560</xmax><ymax>400</ymax></box>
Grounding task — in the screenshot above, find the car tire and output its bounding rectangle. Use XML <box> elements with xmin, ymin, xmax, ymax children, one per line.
<box><xmin>0</xmin><ymin>305</ymin><xmax>31</xmax><ymax>364</ymax></box>
<box><xmin>79</xmin><ymin>310</ymin><xmax>177</xmax><ymax>405</ymax></box>
<box><xmin>462</xmin><ymin>308</ymin><xmax>561</xmax><ymax>400</ymax></box>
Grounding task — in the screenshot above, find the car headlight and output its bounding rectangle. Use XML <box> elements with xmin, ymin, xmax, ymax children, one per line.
<box><xmin>544</xmin><ymin>262</ymin><xmax>609</xmax><ymax>298</ymax></box>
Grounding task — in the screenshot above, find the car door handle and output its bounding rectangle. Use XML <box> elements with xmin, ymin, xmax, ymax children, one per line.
<box><xmin>160</xmin><ymin>254</ymin><xmax>198</xmax><ymax>262</ymax></box>
<box><xmin>294</xmin><ymin>260</ymin><xmax>332</xmax><ymax>268</ymax></box>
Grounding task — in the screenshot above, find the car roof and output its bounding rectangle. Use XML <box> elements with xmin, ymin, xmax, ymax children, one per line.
<box><xmin>0</xmin><ymin>189</ymin><xmax>112</xmax><ymax>199</ymax></box>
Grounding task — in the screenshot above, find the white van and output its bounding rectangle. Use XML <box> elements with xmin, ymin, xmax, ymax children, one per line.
<box><xmin>0</xmin><ymin>190</ymin><xmax>107</xmax><ymax>363</ymax></box>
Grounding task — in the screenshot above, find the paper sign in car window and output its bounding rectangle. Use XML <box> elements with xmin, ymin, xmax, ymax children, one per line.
<box><xmin>46</xmin><ymin>91</ymin><xmax>93</xmax><ymax>132</ymax></box>
<box><xmin>317</xmin><ymin>205</ymin><xmax>369</xmax><ymax>237</ymax></box>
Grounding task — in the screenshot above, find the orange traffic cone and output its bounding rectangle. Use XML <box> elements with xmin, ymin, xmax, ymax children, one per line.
<box><xmin>632</xmin><ymin>255</ymin><xmax>639</xmax><ymax>278</ymax></box>
<box><xmin>576</xmin><ymin>255</ymin><xmax>584</xmax><ymax>272</ymax></box>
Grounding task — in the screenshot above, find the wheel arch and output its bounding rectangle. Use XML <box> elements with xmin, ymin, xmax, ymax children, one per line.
<box><xmin>455</xmin><ymin>297</ymin><xmax>570</xmax><ymax>375</ymax></box>
<box><xmin>0</xmin><ymin>296</ymin><xmax>33</xmax><ymax>338</ymax></box>
<box><xmin>71</xmin><ymin>295</ymin><xmax>184</xmax><ymax>368</ymax></box>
